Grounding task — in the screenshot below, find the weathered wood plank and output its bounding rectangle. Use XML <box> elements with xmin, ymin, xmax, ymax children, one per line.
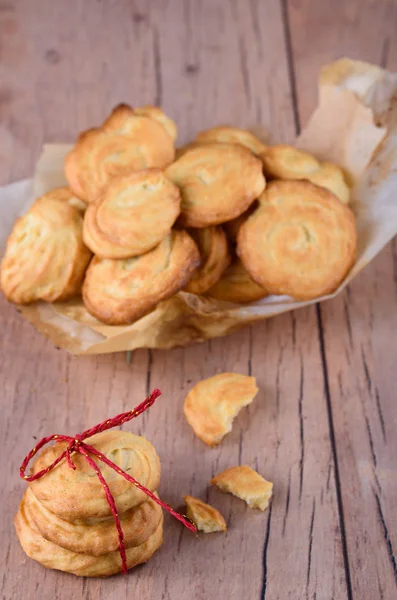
<box><xmin>287</xmin><ymin>1</ymin><xmax>397</xmax><ymax>597</ymax></box>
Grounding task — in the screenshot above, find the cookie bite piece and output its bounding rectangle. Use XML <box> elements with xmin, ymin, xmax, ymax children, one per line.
<box><xmin>166</xmin><ymin>143</ymin><xmax>265</xmax><ymax>227</ymax></box>
<box><xmin>83</xmin><ymin>169</ymin><xmax>181</xmax><ymax>258</ymax></box>
<box><xmin>237</xmin><ymin>180</ymin><xmax>357</xmax><ymax>301</ymax></box>
<box><xmin>1</xmin><ymin>190</ymin><xmax>91</xmax><ymax>304</ymax></box>
<box><xmin>65</xmin><ymin>104</ymin><xmax>176</xmax><ymax>203</ymax></box>
<box><xmin>184</xmin><ymin>226</ymin><xmax>231</xmax><ymax>295</ymax></box>
<box><xmin>82</xmin><ymin>230</ymin><xmax>200</xmax><ymax>325</ymax></box>
<box><xmin>211</xmin><ymin>465</ymin><xmax>273</xmax><ymax>511</ymax></box>
<box><xmin>184</xmin><ymin>496</ymin><xmax>227</xmax><ymax>533</ymax></box>
<box><xmin>261</xmin><ymin>144</ymin><xmax>350</xmax><ymax>204</ymax></box>
<box><xmin>205</xmin><ymin>258</ymin><xmax>268</xmax><ymax>304</ymax></box>
<box><xmin>183</xmin><ymin>373</ymin><xmax>258</xmax><ymax>446</ymax></box>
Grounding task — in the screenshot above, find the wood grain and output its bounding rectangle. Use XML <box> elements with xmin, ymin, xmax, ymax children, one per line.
<box><xmin>0</xmin><ymin>1</ymin><xmax>396</xmax><ymax>599</ymax></box>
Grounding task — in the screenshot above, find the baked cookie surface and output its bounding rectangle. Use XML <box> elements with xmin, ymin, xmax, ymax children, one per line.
<box><xmin>83</xmin><ymin>169</ymin><xmax>181</xmax><ymax>258</ymax></box>
<box><xmin>211</xmin><ymin>465</ymin><xmax>273</xmax><ymax>511</ymax></box>
<box><xmin>237</xmin><ymin>180</ymin><xmax>357</xmax><ymax>300</ymax></box>
<box><xmin>183</xmin><ymin>373</ymin><xmax>258</xmax><ymax>446</ymax></box>
<box><xmin>184</xmin><ymin>495</ymin><xmax>227</xmax><ymax>533</ymax></box>
<box><xmin>205</xmin><ymin>258</ymin><xmax>268</xmax><ymax>304</ymax></box>
<box><xmin>166</xmin><ymin>143</ymin><xmax>265</xmax><ymax>227</ymax></box>
<box><xmin>29</xmin><ymin>430</ymin><xmax>161</xmax><ymax>519</ymax></box>
<box><xmin>195</xmin><ymin>126</ymin><xmax>267</xmax><ymax>156</ymax></box>
<box><xmin>15</xmin><ymin>496</ymin><xmax>163</xmax><ymax>577</ymax></box>
<box><xmin>1</xmin><ymin>191</ymin><xmax>91</xmax><ymax>304</ymax></box>
<box><xmin>82</xmin><ymin>230</ymin><xmax>200</xmax><ymax>325</ymax></box>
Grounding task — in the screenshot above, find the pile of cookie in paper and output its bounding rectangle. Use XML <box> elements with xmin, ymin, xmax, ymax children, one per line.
<box><xmin>15</xmin><ymin>374</ymin><xmax>273</xmax><ymax>576</ymax></box>
<box><xmin>1</xmin><ymin>104</ymin><xmax>357</xmax><ymax>324</ymax></box>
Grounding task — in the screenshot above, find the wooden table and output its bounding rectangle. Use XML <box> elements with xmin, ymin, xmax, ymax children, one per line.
<box><xmin>1</xmin><ymin>2</ymin><xmax>396</xmax><ymax>599</ymax></box>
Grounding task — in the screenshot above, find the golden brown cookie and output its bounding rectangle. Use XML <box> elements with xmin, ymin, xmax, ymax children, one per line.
<box><xmin>65</xmin><ymin>104</ymin><xmax>175</xmax><ymax>203</ymax></box>
<box><xmin>1</xmin><ymin>192</ymin><xmax>91</xmax><ymax>304</ymax></box>
<box><xmin>195</xmin><ymin>126</ymin><xmax>266</xmax><ymax>157</ymax></box>
<box><xmin>29</xmin><ymin>431</ymin><xmax>161</xmax><ymax>520</ymax></box>
<box><xmin>44</xmin><ymin>186</ymin><xmax>87</xmax><ymax>212</ymax></box>
<box><xmin>205</xmin><ymin>259</ymin><xmax>268</xmax><ymax>304</ymax></box>
<box><xmin>25</xmin><ymin>487</ymin><xmax>163</xmax><ymax>556</ymax></box>
<box><xmin>133</xmin><ymin>105</ymin><xmax>177</xmax><ymax>141</ymax></box>
<box><xmin>166</xmin><ymin>143</ymin><xmax>265</xmax><ymax>227</ymax></box>
<box><xmin>261</xmin><ymin>144</ymin><xmax>350</xmax><ymax>204</ymax></box>
<box><xmin>184</xmin><ymin>226</ymin><xmax>231</xmax><ymax>295</ymax></box>
<box><xmin>184</xmin><ymin>495</ymin><xmax>227</xmax><ymax>533</ymax></box>
<box><xmin>82</xmin><ymin>230</ymin><xmax>200</xmax><ymax>325</ymax></box>
<box><xmin>15</xmin><ymin>495</ymin><xmax>163</xmax><ymax>577</ymax></box>
<box><xmin>211</xmin><ymin>465</ymin><xmax>273</xmax><ymax>511</ymax></box>
<box><xmin>83</xmin><ymin>170</ymin><xmax>181</xmax><ymax>258</ymax></box>
<box><xmin>183</xmin><ymin>373</ymin><xmax>258</xmax><ymax>446</ymax></box>
<box><xmin>237</xmin><ymin>180</ymin><xmax>357</xmax><ymax>300</ymax></box>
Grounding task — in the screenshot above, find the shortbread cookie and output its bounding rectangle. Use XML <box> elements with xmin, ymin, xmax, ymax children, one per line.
<box><xmin>184</xmin><ymin>495</ymin><xmax>227</xmax><ymax>533</ymax></box>
<box><xmin>211</xmin><ymin>465</ymin><xmax>273</xmax><ymax>511</ymax></box>
<box><xmin>183</xmin><ymin>373</ymin><xmax>258</xmax><ymax>446</ymax></box>
<box><xmin>82</xmin><ymin>230</ymin><xmax>200</xmax><ymax>325</ymax></box>
<box><xmin>83</xmin><ymin>170</ymin><xmax>181</xmax><ymax>258</ymax></box>
<box><xmin>1</xmin><ymin>192</ymin><xmax>91</xmax><ymax>304</ymax></box>
<box><xmin>65</xmin><ymin>104</ymin><xmax>175</xmax><ymax>203</ymax></box>
<box><xmin>29</xmin><ymin>431</ymin><xmax>161</xmax><ymax>520</ymax></box>
<box><xmin>15</xmin><ymin>496</ymin><xmax>163</xmax><ymax>577</ymax></box>
<box><xmin>223</xmin><ymin>203</ymin><xmax>258</xmax><ymax>244</ymax></box>
<box><xmin>205</xmin><ymin>259</ymin><xmax>268</xmax><ymax>304</ymax></box>
<box><xmin>25</xmin><ymin>487</ymin><xmax>163</xmax><ymax>556</ymax></box>
<box><xmin>166</xmin><ymin>143</ymin><xmax>265</xmax><ymax>227</ymax></box>
<box><xmin>261</xmin><ymin>144</ymin><xmax>350</xmax><ymax>204</ymax></box>
<box><xmin>184</xmin><ymin>226</ymin><xmax>230</xmax><ymax>295</ymax></box>
<box><xmin>238</xmin><ymin>180</ymin><xmax>357</xmax><ymax>300</ymax></box>
<box><xmin>196</xmin><ymin>126</ymin><xmax>266</xmax><ymax>157</ymax></box>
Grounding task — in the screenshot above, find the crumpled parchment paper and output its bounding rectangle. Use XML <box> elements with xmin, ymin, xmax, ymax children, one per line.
<box><xmin>1</xmin><ymin>58</ymin><xmax>396</xmax><ymax>354</ymax></box>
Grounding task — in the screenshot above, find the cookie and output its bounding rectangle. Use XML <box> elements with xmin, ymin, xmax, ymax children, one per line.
<box><xmin>166</xmin><ymin>143</ymin><xmax>265</xmax><ymax>227</ymax></box>
<box><xmin>205</xmin><ymin>259</ymin><xmax>268</xmax><ymax>304</ymax></box>
<box><xmin>211</xmin><ymin>465</ymin><xmax>273</xmax><ymax>511</ymax></box>
<box><xmin>237</xmin><ymin>180</ymin><xmax>357</xmax><ymax>300</ymax></box>
<box><xmin>261</xmin><ymin>144</ymin><xmax>350</xmax><ymax>204</ymax></box>
<box><xmin>25</xmin><ymin>487</ymin><xmax>163</xmax><ymax>556</ymax></box>
<box><xmin>65</xmin><ymin>104</ymin><xmax>176</xmax><ymax>203</ymax></box>
<box><xmin>195</xmin><ymin>126</ymin><xmax>266</xmax><ymax>157</ymax></box>
<box><xmin>133</xmin><ymin>105</ymin><xmax>177</xmax><ymax>141</ymax></box>
<box><xmin>29</xmin><ymin>431</ymin><xmax>161</xmax><ymax>520</ymax></box>
<box><xmin>183</xmin><ymin>373</ymin><xmax>258</xmax><ymax>446</ymax></box>
<box><xmin>82</xmin><ymin>230</ymin><xmax>200</xmax><ymax>325</ymax></box>
<box><xmin>15</xmin><ymin>495</ymin><xmax>163</xmax><ymax>577</ymax></box>
<box><xmin>83</xmin><ymin>170</ymin><xmax>181</xmax><ymax>258</ymax></box>
<box><xmin>1</xmin><ymin>192</ymin><xmax>91</xmax><ymax>304</ymax></box>
<box><xmin>184</xmin><ymin>495</ymin><xmax>227</xmax><ymax>533</ymax></box>
<box><xmin>184</xmin><ymin>226</ymin><xmax>231</xmax><ymax>295</ymax></box>
<box><xmin>223</xmin><ymin>202</ymin><xmax>258</xmax><ymax>244</ymax></box>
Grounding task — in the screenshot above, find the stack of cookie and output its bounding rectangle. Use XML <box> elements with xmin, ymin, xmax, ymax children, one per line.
<box><xmin>1</xmin><ymin>103</ymin><xmax>357</xmax><ymax>324</ymax></box>
<box><xmin>14</xmin><ymin>431</ymin><xmax>163</xmax><ymax>576</ymax></box>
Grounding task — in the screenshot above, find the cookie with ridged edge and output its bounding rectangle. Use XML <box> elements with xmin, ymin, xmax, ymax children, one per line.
<box><xmin>184</xmin><ymin>495</ymin><xmax>227</xmax><ymax>533</ymax></box>
<box><xmin>237</xmin><ymin>180</ymin><xmax>356</xmax><ymax>300</ymax></box>
<box><xmin>205</xmin><ymin>259</ymin><xmax>268</xmax><ymax>304</ymax></box>
<box><xmin>82</xmin><ymin>230</ymin><xmax>200</xmax><ymax>325</ymax></box>
<box><xmin>195</xmin><ymin>126</ymin><xmax>266</xmax><ymax>157</ymax></box>
<box><xmin>211</xmin><ymin>465</ymin><xmax>273</xmax><ymax>511</ymax></box>
<box><xmin>83</xmin><ymin>169</ymin><xmax>181</xmax><ymax>258</ymax></box>
<box><xmin>260</xmin><ymin>144</ymin><xmax>350</xmax><ymax>204</ymax></box>
<box><xmin>184</xmin><ymin>226</ymin><xmax>231</xmax><ymax>295</ymax></box>
<box><xmin>29</xmin><ymin>430</ymin><xmax>161</xmax><ymax>520</ymax></box>
<box><xmin>65</xmin><ymin>104</ymin><xmax>175</xmax><ymax>203</ymax></box>
<box><xmin>1</xmin><ymin>192</ymin><xmax>91</xmax><ymax>304</ymax></box>
<box><xmin>15</xmin><ymin>495</ymin><xmax>163</xmax><ymax>577</ymax></box>
<box><xmin>25</xmin><ymin>487</ymin><xmax>163</xmax><ymax>556</ymax></box>
<box><xmin>166</xmin><ymin>143</ymin><xmax>265</xmax><ymax>228</ymax></box>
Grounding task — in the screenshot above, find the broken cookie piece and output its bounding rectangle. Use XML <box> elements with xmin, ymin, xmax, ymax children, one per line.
<box><xmin>211</xmin><ymin>465</ymin><xmax>273</xmax><ymax>511</ymax></box>
<box><xmin>183</xmin><ymin>373</ymin><xmax>258</xmax><ymax>447</ymax></box>
<box><xmin>184</xmin><ymin>495</ymin><xmax>227</xmax><ymax>533</ymax></box>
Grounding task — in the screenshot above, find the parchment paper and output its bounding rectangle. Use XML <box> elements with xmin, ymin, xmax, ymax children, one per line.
<box><xmin>1</xmin><ymin>58</ymin><xmax>397</xmax><ymax>355</ymax></box>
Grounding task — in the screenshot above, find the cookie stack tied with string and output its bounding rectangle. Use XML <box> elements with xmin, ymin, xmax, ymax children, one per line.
<box><xmin>15</xmin><ymin>423</ymin><xmax>164</xmax><ymax>576</ymax></box>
